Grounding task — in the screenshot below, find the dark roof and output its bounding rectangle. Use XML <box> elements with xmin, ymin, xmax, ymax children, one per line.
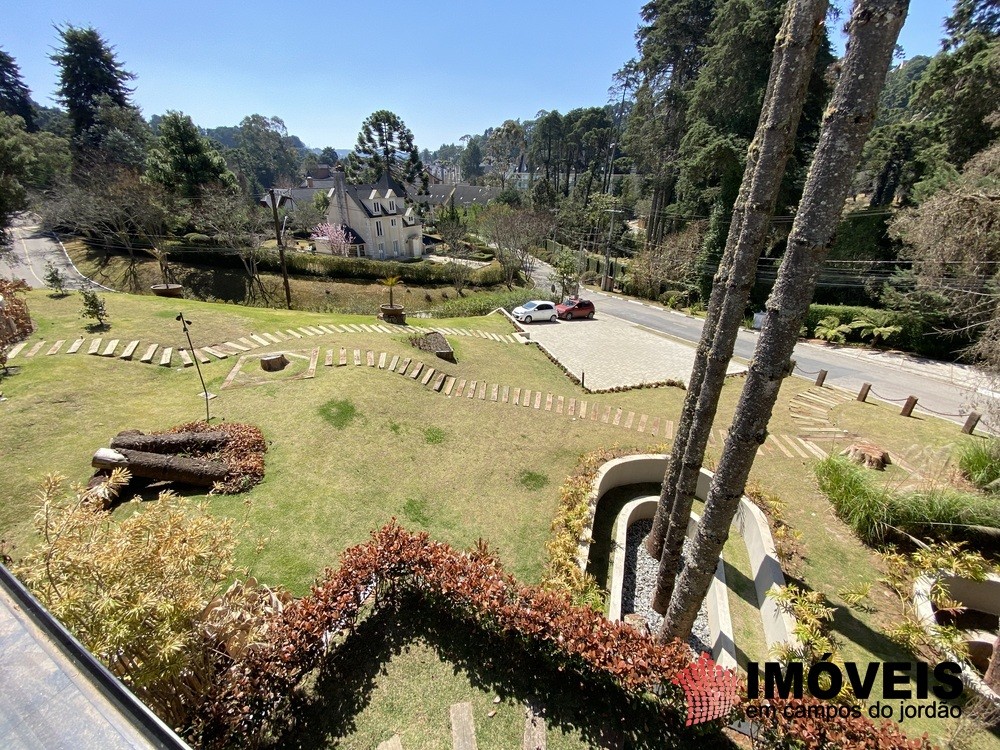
<box><xmin>286</xmin><ymin>187</ymin><xmax>326</xmax><ymax>207</ymax></box>
<box><xmin>410</xmin><ymin>184</ymin><xmax>500</xmax><ymax>207</ymax></box>
<box><xmin>342</xmin><ymin>174</ymin><xmax>409</xmax><ymax>218</ymax></box>
<box><xmin>0</xmin><ymin>564</ymin><xmax>190</xmax><ymax>749</ymax></box>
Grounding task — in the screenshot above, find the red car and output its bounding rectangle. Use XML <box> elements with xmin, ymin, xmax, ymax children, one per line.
<box><xmin>555</xmin><ymin>297</ymin><xmax>596</xmax><ymax>320</ymax></box>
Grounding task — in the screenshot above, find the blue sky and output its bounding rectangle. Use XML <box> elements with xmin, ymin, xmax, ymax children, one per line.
<box><xmin>3</xmin><ymin>0</ymin><xmax>950</xmax><ymax>152</ymax></box>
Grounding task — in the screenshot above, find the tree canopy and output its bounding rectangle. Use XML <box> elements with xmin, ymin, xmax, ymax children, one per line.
<box><xmin>145</xmin><ymin>111</ymin><xmax>235</xmax><ymax>201</ymax></box>
<box><xmin>51</xmin><ymin>25</ymin><xmax>135</xmax><ymax>138</ymax></box>
<box><xmin>0</xmin><ymin>47</ymin><xmax>35</xmax><ymax>131</ymax></box>
<box><xmin>345</xmin><ymin>110</ymin><xmax>423</xmax><ymax>185</ymax></box>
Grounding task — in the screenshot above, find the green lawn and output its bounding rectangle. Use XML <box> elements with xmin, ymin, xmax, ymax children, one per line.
<box><xmin>3</xmin><ymin>288</ymin><xmax>997</xmax><ymax>749</ymax></box>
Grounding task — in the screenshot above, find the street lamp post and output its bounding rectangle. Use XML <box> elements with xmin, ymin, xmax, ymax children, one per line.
<box><xmin>176</xmin><ymin>313</ymin><xmax>212</xmax><ymax>423</ymax></box>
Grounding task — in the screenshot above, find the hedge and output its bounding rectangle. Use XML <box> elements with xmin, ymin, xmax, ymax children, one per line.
<box><xmin>804</xmin><ymin>304</ymin><xmax>959</xmax><ymax>359</ymax></box>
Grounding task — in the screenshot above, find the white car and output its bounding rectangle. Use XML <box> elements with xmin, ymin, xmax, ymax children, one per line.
<box><xmin>511</xmin><ymin>300</ymin><xmax>558</xmax><ymax>323</ymax></box>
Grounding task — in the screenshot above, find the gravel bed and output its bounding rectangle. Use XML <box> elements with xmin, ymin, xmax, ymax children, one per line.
<box><xmin>622</xmin><ymin>519</ymin><xmax>712</xmax><ymax>656</ymax></box>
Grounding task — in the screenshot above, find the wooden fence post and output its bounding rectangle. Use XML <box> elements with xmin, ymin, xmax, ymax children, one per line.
<box><xmin>900</xmin><ymin>396</ymin><xmax>918</xmax><ymax>417</ymax></box>
<box><xmin>857</xmin><ymin>383</ymin><xmax>872</xmax><ymax>402</ymax></box>
<box><xmin>962</xmin><ymin>412</ymin><xmax>982</xmax><ymax>435</ymax></box>
<box><xmin>815</xmin><ymin>370</ymin><xmax>827</xmax><ymax>387</ymax></box>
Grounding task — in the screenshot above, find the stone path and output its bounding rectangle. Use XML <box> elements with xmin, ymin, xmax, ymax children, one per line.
<box><xmin>6</xmin><ymin>326</ymin><xmax>830</xmax><ymax>460</ymax></box>
<box><xmin>4</xmin><ymin>324</ymin><xmax>514</xmax><ymax>370</ymax></box>
<box><xmin>788</xmin><ymin>385</ymin><xmax>855</xmax><ymax>440</ymax></box>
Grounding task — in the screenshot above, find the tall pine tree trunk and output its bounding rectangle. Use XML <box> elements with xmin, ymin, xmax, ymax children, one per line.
<box><xmin>646</xmin><ymin>0</ymin><xmax>829</xmax><ymax>614</ymax></box>
<box><xmin>660</xmin><ymin>0</ymin><xmax>909</xmax><ymax>641</ymax></box>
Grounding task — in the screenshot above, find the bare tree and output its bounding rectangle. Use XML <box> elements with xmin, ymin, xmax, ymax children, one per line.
<box><xmin>646</xmin><ymin>0</ymin><xmax>831</xmax><ymax>616</ymax></box>
<box><xmin>42</xmin><ymin>167</ymin><xmax>172</xmax><ymax>289</ymax></box>
<box><xmin>195</xmin><ymin>189</ymin><xmax>273</xmax><ymax>305</ymax></box>
<box><xmin>660</xmin><ymin>0</ymin><xmax>909</xmax><ymax>641</ymax></box>
<box><xmin>436</xmin><ymin>202</ymin><xmax>473</xmax><ymax>294</ymax></box>
<box><xmin>476</xmin><ymin>205</ymin><xmax>553</xmax><ymax>288</ymax></box>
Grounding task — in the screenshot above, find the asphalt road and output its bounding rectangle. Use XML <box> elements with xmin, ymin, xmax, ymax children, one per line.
<box><xmin>0</xmin><ymin>218</ymin><xmax>107</xmax><ymax>292</ymax></box>
<box><xmin>530</xmin><ymin>258</ymin><xmax>987</xmax><ymax>430</ymax></box>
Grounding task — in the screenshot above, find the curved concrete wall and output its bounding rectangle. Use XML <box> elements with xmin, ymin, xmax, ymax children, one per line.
<box><xmin>577</xmin><ymin>454</ymin><xmax>797</xmax><ymax>651</ymax></box>
<box><xmin>607</xmin><ymin>497</ymin><xmax>737</xmax><ymax>670</ymax></box>
<box><xmin>913</xmin><ymin>573</ymin><xmax>1000</xmax><ymax>704</ymax></box>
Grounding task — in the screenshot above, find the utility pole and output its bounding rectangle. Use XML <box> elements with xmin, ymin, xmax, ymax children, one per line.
<box><xmin>268</xmin><ymin>188</ymin><xmax>293</xmax><ymax>309</ymax></box>
<box><xmin>602</xmin><ymin>208</ymin><xmax>622</xmax><ymax>292</ymax></box>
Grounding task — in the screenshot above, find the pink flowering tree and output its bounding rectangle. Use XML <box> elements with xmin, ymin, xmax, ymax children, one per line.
<box><xmin>311</xmin><ymin>223</ymin><xmax>352</xmax><ymax>256</ymax></box>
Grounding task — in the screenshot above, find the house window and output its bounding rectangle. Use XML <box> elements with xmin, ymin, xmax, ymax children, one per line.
<box><xmin>375</xmin><ymin>220</ymin><xmax>383</xmax><ymax>237</ymax></box>
<box><xmin>388</xmin><ymin>199</ymin><xmax>396</xmax><ymax>212</ymax></box>
<box><xmin>393</xmin><ymin>240</ymin><xmax>399</xmax><ymax>256</ymax></box>
<box><xmin>390</xmin><ymin>218</ymin><xmax>397</xmax><ymax>227</ymax></box>
<box><xmin>372</xmin><ymin>202</ymin><xmax>381</xmax><ymax>214</ymax></box>
<box><xmin>378</xmin><ymin>242</ymin><xmax>385</xmax><ymax>258</ymax></box>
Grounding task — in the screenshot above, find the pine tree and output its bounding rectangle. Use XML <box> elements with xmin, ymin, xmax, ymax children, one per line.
<box><xmin>51</xmin><ymin>25</ymin><xmax>135</xmax><ymax>137</ymax></box>
<box><xmin>646</xmin><ymin>0</ymin><xmax>830</xmax><ymax>617</ymax></box>
<box><xmin>345</xmin><ymin>110</ymin><xmax>423</xmax><ymax>185</ymax></box>
<box><xmin>661</xmin><ymin>0</ymin><xmax>909</xmax><ymax>641</ymax></box>
<box><xmin>0</xmin><ymin>47</ymin><xmax>34</xmax><ymax>131</ymax></box>
<box><xmin>145</xmin><ymin>111</ymin><xmax>235</xmax><ymax>202</ymax></box>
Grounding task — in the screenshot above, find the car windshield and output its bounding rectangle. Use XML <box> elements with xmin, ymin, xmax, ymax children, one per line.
<box><xmin>522</xmin><ymin>302</ymin><xmax>538</xmax><ymax>309</ymax></box>
<box><xmin>562</xmin><ymin>299</ymin><xmax>576</xmax><ymax>306</ymax></box>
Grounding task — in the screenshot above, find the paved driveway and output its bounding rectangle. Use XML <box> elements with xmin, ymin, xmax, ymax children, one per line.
<box><xmin>521</xmin><ymin>312</ymin><xmax>746</xmax><ymax>391</ymax></box>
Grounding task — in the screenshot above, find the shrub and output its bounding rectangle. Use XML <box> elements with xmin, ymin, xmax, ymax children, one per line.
<box><xmin>183</xmin><ymin>233</ymin><xmax>213</xmax><ymax>246</ymax></box>
<box><xmin>958</xmin><ymin>438</ymin><xmax>1000</xmax><ymax>492</ymax></box>
<box><xmin>43</xmin><ymin>262</ymin><xmax>66</xmax><ymax>296</ymax></box>
<box><xmin>431</xmin><ymin>288</ymin><xmax>538</xmax><ymax>318</ymax></box>
<box><xmin>813</xmin><ymin>315</ymin><xmax>853</xmax><ymax>344</ymax></box>
<box><xmin>80</xmin><ymin>289</ymin><xmax>108</xmax><ymax>328</ymax></box>
<box><xmin>815</xmin><ymin>456</ymin><xmax>1000</xmax><ymax>545</ymax></box>
<box><xmin>15</xmin><ymin>472</ymin><xmax>286</xmax><ymax>736</ymax></box>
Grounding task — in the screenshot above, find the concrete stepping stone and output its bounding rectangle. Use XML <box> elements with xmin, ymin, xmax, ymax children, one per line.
<box><xmin>557</xmin><ymin>396</ymin><xmax>565</xmax><ymax>414</ymax></box>
<box><xmin>523</xmin><ymin>702</ymin><xmax>546</xmax><ymax>750</ymax></box>
<box><xmin>798</xmin><ymin>439</ymin><xmax>827</xmax><ymax>459</ymax></box>
<box><xmin>533</xmin><ymin>391</ymin><xmax>541</xmax><ymax>409</ymax></box>
<box><xmin>66</xmin><ymin>338</ymin><xmax>84</xmax><ymax>354</ymax></box>
<box><xmin>353</xmin><ymin>349</ymin><xmax>362</xmax><ymax>366</ymax></box>
<box><xmin>636</xmin><ymin>414</ymin><xmax>647</xmax><ymax>432</ymax></box>
<box><xmin>262</xmin><ymin>333</ymin><xmax>281</xmax><ymax>344</ymax></box>
<box><xmin>46</xmin><ymin>340</ymin><xmax>65</xmax><ymax>355</ymax></box>
<box><xmin>612</xmin><ymin>407</ymin><xmax>622</xmax><ymax>426</ymax></box>
<box><xmin>768</xmin><ymin>434</ymin><xmax>793</xmax><ymax>458</ymax></box>
<box><xmin>421</xmin><ymin>367</ymin><xmax>436</xmax><ymax>386</ymax></box>
<box><xmin>307</xmin><ymin>326</ymin><xmax>325</xmax><ymax>335</ymax></box>
<box><xmin>25</xmin><ymin>341</ymin><xmax>45</xmax><ymax>357</ymax></box>
<box><xmin>272</xmin><ymin>331</ymin><xmax>289</xmax><ymax>341</ymax></box>
<box><xmin>378</xmin><ymin>352</ymin><xmax>387</xmax><ymax>369</ymax></box>
<box><xmin>159</xmin><ymin>347</ymin><xmax>172</xmax><ymax>366</ymax></box>
<box><xmin>100</xmin><ymin>339</ymin><xmax>119</xmax><ymax>357</ymax></box>
<box><xmin>202</xmin><ymin>346</ymin><xmax>228</xmax><ymax>360</ymax></box>
<box><xmin>388</xmin><ymin>355</ymin><xmax>399</xmax><ymax>371</ymax></box>
<box><xmin>649</xmin><ymin>416</ymin><xmax>659</xmax><ymax>434</ymax></box>
<box><xmin>297</xmin><ymin>327</ymin><xmax>314</xmax><ymax>336</ymax></box>
<box><xmin>285</xmin><ymin>329</ymin><xmax>302</xmax><ymax>338</ymax></box>
<box><xmin>409</xmin><ymin>362</ymin><xmax>423</xmax><ymax>380</ymax></box>
<box><xmin>450</xmin><ymin>702</ymin><xmax>478</xmax><ymax>750</ymax></box>
<box><xmin>367</xmin><ymin>350</ymin><xmax>375</xmax><ymax>367</ymax></box>
<box><xmin>579</xmin><ymin>401</ymin><xmax>587</xmax><ymax>419</ymax></box>
<box><xmin>545</xmin><ymin>394</ymin><xmax>553</xmax><ymax>411</ymax></box>
<box><xmin>624</xmin><ymin>411</ymin><xmax>634</xmax><ymax>428</ymax></box>
<box><xmin>358</xmin><ymin>324</ymin><xmax>374</xmax><ymax>332</ymax></box>
<box><xmin>119</xmin><ymin>340</ymin><xmax>139</xmax><ymax>360</ymax></box>
<box><xmin>491</xmin><ymin>384</ymin><xmax>499</xmax><ymax>402</ymax></box>
<box><xmin>224</xmin><ymin>340</ymin><xmax>249</xmax><ymax>352</ymax></box>
<box><xmin>398</xmin><ymin>358</ymin><xmax>411</xmax><ymax>376</ymax></box>
<box><xmin>443</xmin><ymin>376</ymin><xmax>456</xmax><ymax>396</ymax></box>
<box><xmin>250</xmin><ymin>334</ymin><xmax>270</xmax><ymax>346</ymax></box>
<box><xmin>590</xmin><ymin>403</ymin><xmax>600</xmax><ymax>421</ymax></box>
<box><xmin>140</xmin><ymin>344</ymin><xmax>158</xmax><ymax>363</ymax></box>
<box><xmin>178</xmin><ymin>349</ymin><xmax>194</xmax><ymax>367</ymax></box>
<box><xmin>456</xmin><ymin>379</ymin><xmax>467</xmax><ymax>397</ymax></box>
<box><xmin>325</xmin><ymin>349</ymin><xmax>334</xmax><ymax>366</ymax></box>
<box><xmin>466</xmin><ymin>380</ymin><xmax>477</xmax><ymax>399</ymax></box>
<box><xmin>238</xmin><ymin>337</ymin><xmax>258</xmax><ymax>349</ymax></box>
<box><xmin>567</xmin><ymin>398</ymin><xmax>576</xmax><ymax>416</ymax></box>
<box><xmin>665</xmin><ymin>420</ymin><xmax>673</xmax><ymax>439</ymax></box>
<box><xmin>502</xmin><ymin>386</ymin><xmax>510</xmax><ymax>403</ymax></box>
<box><xmin>6</xmin><ymin>341</ymin><xmax>27</xmax><ymax>359</ymax></box>
<box><xmin>346</xmin><ymin>324</ymin><xmax>364</xmax><ymax>333</ymax></box>
<box><xmin>193</xmin><ymin>349</ymin><xmax>211</xmax><ymax>364</ymax></box>
<box><xmin>477</xmin><ymin>382</ymin><xmax>487</xmax><ymax>400</ymax></box>
<box><xmin>512</xmin><ymin>388</ymin><xmax>520</xmax><ymax>405</ymax></box>
<box><xmin>317</xmin><ymin>325</ymin><xmax>334</xmax><ymax>334</ymax></box>
<box><xmin>432</xmin><ymin>372</ymin><xmax>447</xmax><ymax>392</ymax></box>
<box><xmin>377</xmin><ymin>736</ymin><xmax>403</xmax><ymax>750</ymax></box>
<box><xmin>523</xmin><ymin>390</ymin><xmax>533</xmax><ymax>408</ymax></box>
<box><xmin>782</xmin><ymin>435</ymin><xmax>809</xmax><ymax>458</ymax></box>
<box><xmin>340</xmin><ymin>348</ymin><xmax>348</xmax><ymax>366</ymax></box>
